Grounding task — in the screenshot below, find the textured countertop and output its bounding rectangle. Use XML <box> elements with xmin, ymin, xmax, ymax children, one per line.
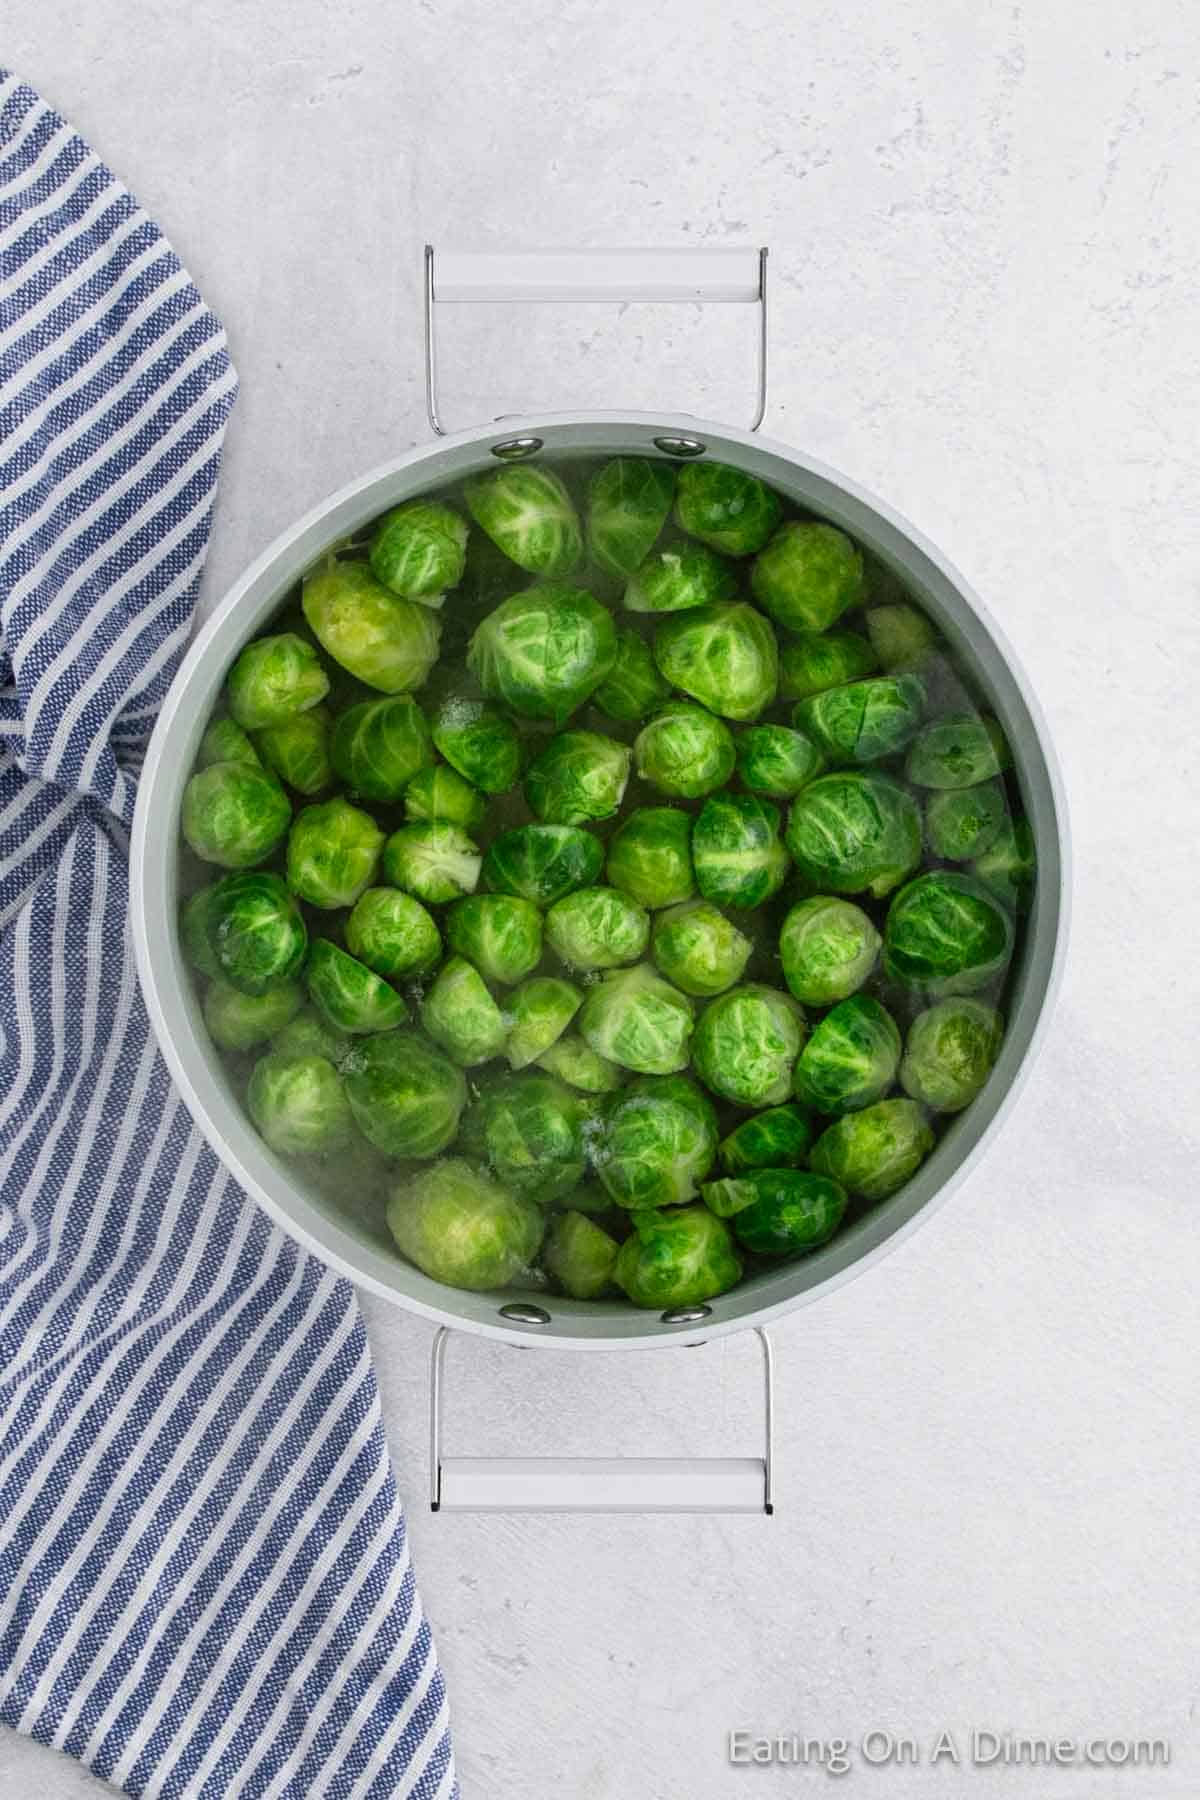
<box><xmin>4</xmin><ymin>2</ymin><xmax>1198</xmax><ymax>1795</ymax></box>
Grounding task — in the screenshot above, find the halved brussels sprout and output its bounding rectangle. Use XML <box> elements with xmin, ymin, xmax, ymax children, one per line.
<box><xmin>477</xmin><ymin>1072</ymin><xmax>587</xmax><ymax>1202</ymax></box>
<box><xmin>482</xmin><ymin>822</ymin><xmax>603</xmax><ymax>906</ymax></box>
<box><xmin>535</xmin><ymin>1034</ymin><xmax>624</xmax><ymax>1093</ymax></box>
<box><xmin>524</xmin><ymin>730</ymin><xmax>631</xmax><ymax>825</ymax></box>
<box><xmin>203</xmin><ymin>977</ymin><xmax>303</xmax><ymax>1052</ymax></box>
<box><xmin>226</xmin><ymin>632</ymin><xmax>330</xmax><ymax>730</ymax></box>
<box><xmin>779</xmin><ymin>896</ymin><xmax>881</xmax><ymax>1005</ymax></box>
<box><xmin>306</xmin><ymin>940</ymin><xmax>408</xmax><ymax>1034</ymax></box>
<box><xmin>674</xmin><ymin>462</ymin><xmax>781</xmax><ymax>556</ymax></box>
<box><xmin>900</xmin><ymin>997</ymin><xmax>1003</xmax><ymax>1113</ymax></box>
<box><xmin>369</xmin><ymin>498</ymin><xmax>468</xmax><ymax>604</ymax></box>
<box><xmin>653</xmin><ymin>601</ymin><xmax>778</xmax><ymax>722</ymax></box>
<box><xmin>197</xmin><ymin>716</ymin><xmax>260</xmax><ymax>769</ymax></box>
<box><xmin>691</xmin><ymin>984</ymin><xmax>807</xmax><ymax>1108</ymax></box>
<box><xmin>865</xmin><ymin>603</ymin><xmax>936</xmax><ymax>671</ymax></box>
<box><xmin>446</xmin><ymin>894</ymin><xmax>543</xmax><ymax>986</ymax></box>
<box><xmin>467</xmin><ymin>584</ymin><xmax>617</xmax><ymax>724</ymax></box>
<box><xmin>623</xmin><ymin>541</ymin><xmax>736</xmax><ymax>613</ymax></box>
<box><xmin>792</xmin><ymin>995</ymin><xmax>901</xmax><ymax>1115</ymax></box>
<box><xmin>735</xmin><ymin>724</ymin><xmax>823</xmax><ymax>799</ymax></box>
<box><xmin>271</xmin><ymin>1005</ymin><xmax>351</xmax><ymax>1066</ymax></box>
<box><xmin>614</xmin><ymin>1204</ymin><xmax>741</xmax><ymax>1309</ymax></box>
<box><xmin>594</xmin><ymin>1074</ymin><xmax>718</xmax><ymax>1210</ymax></box>
<box><xmin>883</xmin><ymin>871</ymin><xmax>1013</xmax><ymax>995</ymax></box>
<box><xmin>778</xmin><ymin>629</ymin><xmax>878</xmax><ymax>701</ymax></box>
<box><xmin>343</xmin><ymin>1029</ymin><xmax>467</xmax><ymax>1157</ymax></box>
<box><xmin>794</xmin><ymin>674</ymin><xmax>925</xmax><ymax>766</ymax></box>
<box><xmin>710</xmin><ymin>1170</ymin><xmax>847</xmax><ymax>1257</ymax></box>
<box><xmin>650</xmin><ymin>898</ymin><xmax>752</xmax><ymax>997</ymax></box>
<box><xmin>345</xmin><ymin>887</ymin><xmax>441</xmax><ymax>978</ymax></box>
<box><xmin>809</xmin><ymin>1097</ymin><xmax>934</xmax><ymax>1201</ymax></box>
<box><xmin>785</xmin><ymin>772</ymin><xmax>921</xmax><ymax>898</ymax></box>
<box><xmin>403</xmin><ymin>764</ymin><xmax>486</xmax><ymax>832</ymax></box>
<box><xmin>971</xmin><ymin>815</ymin><xmax>1035</xmax><ymax>914</ymax></box>
<box><xmin>286</xmin><ymin>797</ymin><xmax>384</xmax><ymax>909</ymax></box>
<box><xmin>464</xmin><ymin>465</ymin><xmax>582</xmax><ymax>576</ymax></box>
<box><xmin>247</xmin><ymin>1051</ymin><xmax>355</xmax><ymax>1155</ymax></box>
<box><xmin>578</xmin><ymin>963</ymin><xmax>695</xmax><ymax>1076</ymax></box>
<box><xmin>925</xmin><ymin>779</ymin><xmax>1007</xmax><ymax>861</ymax></box>
<box><xmin>255</xmin><ymin>705</ymin><xmax>334</xmax><ymax>796</ymax></box>
<box><xmin>420</xmin><ymin>957</ymin><xmax>508</xmax><ymax>1066</ymax></box>
<box><xmin>634</xmin><ymin>703</ymin><xmax>736</xmax><ymax>798</ymax></box>
<box><xmin>329</xmin><ymin>697</ymin><xmax>433</xmax><ymax>802</ymax></box>
<box><xmin>191</xmin><ymin>871</ymin><xmax>307</xmax><ymax>994</ymax></box>
<box><xmin>718</xmin><ymin>1104</ymin><xmax>813</xmax><ymax>1175</ymax></box>
<box><xmin>750</xmin><ymin>521</ymin><xmax>864</xmax><ymax>633</ymax></box>
<box><xmin>592</xmin><ymin>627</ymin><xmax>671</xmax><ymax>722</ymax></box>
<box><xmin>545</xmin><ymin>886</ymin><xmax>649</xmax><ymax>972</ymax></box>
<box><xmin>586</xmin><ymin>457</ymin><xmax>675</xmax><ymax>578</ymax></box>
<box><xmin>606</xmin><ymin>807</ymin><xmax>695</xmax><ymax>910</ymax></box>
<box><xmin>387</xmin><ymin>1158</ymin><xmax>543</xmax><ymax>1290</ymax></box>
<box><xmin>692</xmin><ymin>793</ymin><xmax>789</xmax><ymax>909</ymax></box>
<box><xmin>301</xmin><ymin>559</ymin><xmax>441</xmax><ymax>693</ymax></box>
<box><xmin>905</xmin><ymin>714</ymin><xmax>1010</xmax><ymax>789</ymax></box>
<box><xmin>505</xmin><ymin>976</ymin><xmax>582</xmax><ymax>1070</ymax></box>
<box><xmin>382</xmin><ymin>821</ymin><xmax>481</xmax><ymax>903</ymax></box>
<box><xmin>543</xmin><ymin>1210</ymin><xmax>619</xmax><ymax>1300</ymax></box>
<box><xmin>431</xmin><ymin>696</ymin><xmax>522</xmax><ymax>794</ymax></box>
<box><xmin>182</xmin><ymin>761</ymin><xmax>291</xmax><ymax>869</ymax></box>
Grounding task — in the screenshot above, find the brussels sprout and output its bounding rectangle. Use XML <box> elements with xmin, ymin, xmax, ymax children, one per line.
<box><xmin>535</xmin><ymin>1034</ymin><xmax>624</xmax><ymax>1093</ymax></box>
<box><xmin>345</xmin><ymin>887</ymin><xmax>441</xmax><ymax>978</ymax></box>
<box><xmin>403</xmin><ymin>763</ymin><xmax>486</xmax><ymax>832</ymax></box>
<box><xmin>691</xmin><ymin>984</ymin><xmax>807</xmax><ymax>1108</ymax></box>
<box><xmin>446</xmin><ymin>894</ymin><xmax>543</xmax><ymax>986</ymax></box>
<box><xmin>464</xmin><ymin>464</ymin><xmax>582</xmax><ymax>576</ymax></box>
<box><xmin>329</xmin><ymin>697</ymin><xmax>432</xmax><ymax>802</ymax></box>
<box><xmin>382</xmin><ymin>821</ymin><xmax>482</xmax><ymax>904</ymax></box>
<box><xmin>809</xmin><ymin>1097</ymin><xmax>934</xmax><ymax>1201</ymax></box>
<box><xmin>905</xmin><ymin>713</ymin><xmax>1010</xmax><ymax>789</ymax></box>
<box><xmin>900</xmin><ymin>998</ymin><xmax>1004</xmax><ymax>1113</ymax></box>
<box><xmin>883</xmin><ymin>870</ymin><xmax>1013</xmax><ymax>995</ymax></box>
<box><xmin>779</xmin><ymin>629</ymin><xmax>878</xmax><ymax>701</ymax></box>
<box><xmin>794</xmin><ymin>675</ymin><xmax>925</xmax><ymax>766</ymax></box>
<box><xmin>247</xmin><ymin>1051</ymin><xmax>355</xmax><ymax>1155</ymax></box>
<box><xmin>779</xmin><ymin>896</ymin><xmax>881</xmax><ymax>1005</ymax></box>
<box><xmin>614</xmin><ymin>1204</ymin><xmax>741</xmax><ymax>1309</ymax></box>
<box><xmin>971</xmin><ymin>815</ymin><xmax>1036</xmax><ymax>914</ymax></box>
<box><xmin>592</xmin><ymin>627</ymin><xmax>671</xmax><ymax>722</ymax></box>
<box><xmin>226</xmin><ymin>632</ymin><xmax>330</xmax><ymax>730</ymax></box>
<box><xmin>286</xmin><ymin>797</ymin><xmax>384</xmax><ymax>910</ymax></box>
<box><xmin>557</xmin><ymin>1182</ymin><xmax>616</xmax><ymax>1217</ymax></box>
<box><xmin>478</xmin><ymin>1072</ymin><xmax>587</xmax><ymax>1202</ymax></box>
<box><xmin>270</xmin><ymin>1005</ymin><xmax>351</xmax><ymax>1066</ymax></box>
<box><xmin>306</xmin><ymin>940</ymin><xmax>408</xmax><ymax>1035</ymax></box>
<box><xmin>623</xmin><ymin>541</ymin><xmax>737</xmax><ymax>614</ymax></box>
<box><xmin>343</xmin><ymin>1029</ymin><xmax>467</xmax><ymax>1157</ymax></box>
<box><xmin>785</xmin><ymin>772</ymin><xmax>921</xmax><ymax>898</ymax></box>
<box><xmin>718</xmin><ymin>1104</ymin><xmax>813</xmax><ymax>1176</ymax></box>
<box><xmin>793</xmin><ymin>995</ymin><xmax>901</xmax><ymax>1115</ymax></box>
<box><xmin>578</xmin><ymin>964</ymin><xmax>695</xmax><ymax>1076</ymax></box>
<box><xmin>197</xmin><ymin>716</ymin><xmax>260</xmax><ymax>769</ymax></box>
<box><xmin>431</xmin><ymin>696</ymin><xmax>521</xmax><ymax>794</ymax></box>
<box><xmin>692</xmin><ymin>793</ymin><xmax>789</xmax><ymax>910</ymax></box>
<box><xmin>634</xmin><ymin>703</ymin><xmax>736</xmax><ymax>798</ymax></box>
<box><xmin>710</xmin><ymin>1170</ymin><xmax>847</xmax><ymax>1256</ymax></box>
<box><xmin>301</xmin><ymin>559</ymin><xmax>441</xmax><ymax>694</ymax></box>
<box><xmin>865</xmin><ymin>603</ymin><xmax>936</xmax><ymax>671</ymax></box>
<box><xmin>653</xmin><ymin>601</ymin><xmax>778</xmax><ymax>722</ymax></box>
<box><xmin>750</xmin><ymin>522</ymin><xmax>865</xmax><ymax>633</ymax></box>
<box><xmin>736</xmin><ymin>724</ymin><xmax>823</xmax><ymax>799</ymax></box>
<box><xmin>524</xmin><ymin>730</ymin><xmax>631</xmax><ymax>825</ymax></box>
<box><xmin>255</xmin><ymin>706</ymin><xmax>334</xmax><ymax>796</ymax></box>
<box><xmin>420</xmin><ymin>957</ymin><xmax>508</xmax><ymax>1066</ymax></box>
<box><xmin>594</xmin><ymin>1075</ymin><xmax>718</xmax><ymax>1210</ymax></box>
<box><xmin>467</xmin><ymin>584</ymin><xmax>617</xmax><ymax>724</ymax></box>
<box><xmin>369</xmin><ymin>498</ymin><xmax>468</xmax><ymax>604</ymax></box>
<box><xmin>194</xmin><ymin>871</ymin><xmax>307</xmax><ymax>994</ymax></box>
<box><xmin>483</xmin><ymin>823</ymin><xmax>603</xmax><ymax>906</ymax></box>
<box><xmin>650</xmin><ymin>898</ymin><xmax>752</xmax><ymax>997</ymax></box>
<box><xmin>203</xmin><ymin>976</ymin><xmax>303</xmax><ymax>1052</ymax></box>
<box><xmin>674</xmin><ymin>461</ymin><xmax>781</xmax><ymax>557</ymax></box>
<box><xmin>586</xmin><ymin>457</ymin><xmax>675</xmax><ymax>578</ymax></box>
<box><xmin>925</xmin><ymin>779</ymin><xmax>1006</xmax><ymax>862</ymax></box>
<box><xmin>505</xmin><ymin>976</ymin><xmax>582</xmax><ymax>1069</ymax></box>
<box><xmin>545</xmin><ymin>886</ymin><xmax>649</xmax><ymax>973</ymax></box>
<box><xmin>181</xmin><ymin>887</ymin><xmax>224</xmax><ymax>978</ymax></box>
<box><xmin>542</xmin><ymin>1211</ymin><xmax>619</xmax><ymax>1300</ymax></box>
<box><xmin>606</xmin><ymin>807</ymin><xmax>695</xmax><ymax>910</ymax></box>
<box><xmin>182</xmin><ymin>762</ymin><xmax>291</xmax><ymax>869</ymax></box>
<box><xmin>386</xmin><ymin>1158</ymin><xmax>543</xmax><ymax>1291</ymax></box>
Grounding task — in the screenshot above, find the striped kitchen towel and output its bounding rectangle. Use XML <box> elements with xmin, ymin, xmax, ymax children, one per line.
<box><xmin>0</xmin><ymin>71</ymin><xmax>456</xmax><ymax>1799</ymax></box>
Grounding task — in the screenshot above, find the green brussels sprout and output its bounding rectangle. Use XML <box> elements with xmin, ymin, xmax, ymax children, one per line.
<box><xmin>542</xmin><ymin>1211</ymin><xmax>619</xmax><ymax>1300</ymax></box>
<box><xmin>270</xmin><ymin>1005</ymin><xmax>351</xmax><ymax>1066</ymax></box>
<box><xmin>971</xmin><ymin>815</ymin><xmax>1036</xmax><ymax>914</ymax></box>
<box><xmin>925</xmin><ymin>779</ymin><xmax>1007</xmax><ymax>861</ymax></box>
<box><xmin>197</xmin><ymin>716</ymin><xmax>260</xmax><ymax>769</ymax></box>
<box><xmin>467</xmin><ymin>584</ymin><xmax>617</xmax><ymax>724</ymax></box>
<box><xmin>691</xmin><ymin>984</ymin><xmax>807</xmax><ymax>1108</ymax></box>
<box><xmin>368</xmin><ymin>498</ymin><xmax>468</xmax><ymax>604</ymax></box>
<box><xmin>718</xmin><ymin>1104</ymin><xmax>813</xmax><ymax>1176</ymax></box>
<box><xmin>735</xmin><ymin>724</ymin><xmax>823</xmax><ymax>798</ymax></box>
<box><xmin>865</xmin><ymin>603</ymin><xmax>936</xmax><ymax>671</ymax></box>
<box><xmin>345</xmin><ymin>887</ymin><xmax>441</xmax><ymax>978</ymax></box>
<box><xmin>692</xmin><ymin>793</ymin><xmax>789</xmax><ymax>910</ymax></box>
<box><xmin>883</xmin><ymin>870</ymin><xmax>1014</xmax><ymax>995</ymax></box>
<box><xmin>254</xmin><ymin>705</ymin><xmax>334</xmax><ymax>796</ymax></box>
<box><xmin>247</xmin><ymin>1051</ymin><xmax>355</xmax><ymax>1155</ymax></box>
<box><xmin>431</xmin><ymin>696</ymin><xmax>522</xmax><ymax>794</ymax></box>
<box><xmin>402</xmin><ymin>763</ymin><xmax>486</xmax><ymax>832</ymax></box>
<box><xmin>586</xmin><ymin>457</ymin><xmax>675</xmax><ymax>578</ymax></box>
<box><xmin>592</xmin><ymin>627</ymin><xmax>671</xmax><ymax>722</ymax></box>
<box><xmin>905</xmin><ymin>713</ymin><xmax>1011</xmax><ymax>789</ymax></box>
<box><xmin>750</xmin><ymin>521</ymin><xmax>865</xmax><ymax>633</ymax></box>
<box><xmin>778</xmin><ymin>629</ymin><xmax>878</xmax><ymax>701</ymax></box>
<box><xmin>711</xmin><ymin>1170</ymin><xmax>847</xmax><ymax>1257</ymax></box>
<box><xmin>482</xmin><ymin>823</ymin><xmax>603</xmax><ymax>906</ymax></box>
<box><xmin>786</xmin><ymin>772</ymin><xmax>921</xmax><ymax>898</ymax></box>
<box><xmin>605</xmin><ymin>807</ymin><xmax>695</xmax><ymax>910</ymax></box>
<box><xmin>478</xmin><ymin>1072</ymin><xmax>587</xmax><ymax>1202</ymax></box>
<box><xmin>809</xmin><ymin>1097</ymin><xmax>934</xmax><ymax>1201</ymax></box>
<box><xmin>900</xmin><ymin>998</ymin><xmax>1004</xmax><ymax>1113</ymax></box>
<box><xmin>344</xmin><ymin>1029</ymin><xmax>467</xmax><ymax>1157</ymax></box>
<box><xmin>578</xmin><ymin>963</ymin><xmax>695</xmax><ymax>1076</ymax></box>
<box><xmin>181</xmin><ymin>762</ymin><xmax>291</xmax><ymax>869</ymax></box>
<box><xmin>464</xmin><ymin>464</ymin><xmax>583</xmax><ymax>576</ymax></box>
<box><xmin>181</xmin><ymin>886</ymin><xmax>224</xmax><ymax>978</ymax></box>
<box><xmin>545</xmin><ymin>886</ymin><xmax>649</xmax><ymax>972</ymax></box>
<box><xmin>382</xmin><ymin>821</ymin><xmax>482</xmax><ymax>903</ymax></box>
<box><xmin>329</xmin><ymin>697</ymin><xmax>432</xmax><ymax>803</ymax></box>
<box><xmin>226</xmin><ymin>632</ymin><xmax>330</xmax><ymax>730</ymax></box>
<box><xmin>193</xmin><ymin>871</ymin><xmax>307</xmax><ymax>994</ymax></box>
<box><xmin>535</xmin><ymin>1034</ymin><xmax>624</xmax><ymax>1093</ymax></box>
<box><xmin>505</xmin><ymin>976</ymin><xmax>582</xmax><ymax>1069</ymax></box>
<box><xmin>203</xmin><ymin>976</ymin><xmax>304</xmax><ymax>1052</ymax></box>
<box><xmin>794</xmin><ymin>675</ymin><xmax>926</xmax><ymax>766</ymax></box>
<box><xmin>594</xmin><ymin>1075</ymin><xmax>718</xmax><ymax>1210</ymax></box>
<box><xmin>614</xmin><ymin>1204</ymin><xmax>741</xmax><ymax>1309</ymax></box>
<box><xmin>420</xmin><ymin>957</ymin><xmax>508</xmax><ymax>1066</ymax></box>
<box><xmin>779</xmin><ymin>896</ymin><xmax>881</xmax><ymax>1005</ymax></box>
<box><xmin>306</xmin><ymin>940</ymin><xmax>408</xmax><ymax>1035</ymax></box>
<box><xmin>650</xmin><ymin>898</ymin><xmax>752</xmax><ymax>997</ymax></box>
<box><xmin>623</xmin><ymin>541</ymin><xmax>737</xmax><ymax>614</ymax></box>
<box><xmin>792</xmin><ymin>995</ymin><xmax>901</xmax><ymax>1115</ymax></box>
<box><xmin>446</xmin><ymin>894</ymin><xmax>543</xmax><ymax>986</ymax></box>
<box><xmin>653</xmin><ymin>601</ymin><xmax>778</xmax><ymax>722</ymax></box>
<box><xmin>301</xmin><ymin>559</ymin><xmax>441</xmax><ymax>694</ymax></box>
<box><xmin>386</xmin><ymin>1159</ymin><xmax>543</xmax><ymax>1291</ymax></box>
<box><xmin>524</xmin><ymin>730</ymin><xmax>631</xmax><ymax>825</ymax></box>
<box><xmin>286</xmin><ymin>797</ymin><xmax>384</xmax><ymax>909</ymax></box>
<box><xmin>674</xmin><ymin>461</ymin><xmax>781</xmax><ymax>556</ymax></box>
<box><xmin>633</xmin><ymin>703</ymin><xmax>736</xmax><ymax>798</ymax></box>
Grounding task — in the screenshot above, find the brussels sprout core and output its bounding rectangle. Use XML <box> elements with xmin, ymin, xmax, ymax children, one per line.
<box><xmin>906</xmin><ymin>714</ymin><xmax>1010</xmax><ymax>789</ymax></box>
<box><xmin>382</xmin><ymin>821</ymin><xmax>482</xmax><ymax>904</ymax></box>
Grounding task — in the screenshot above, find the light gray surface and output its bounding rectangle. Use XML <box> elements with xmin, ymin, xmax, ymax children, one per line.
<box><xmin>3</xmin><ymin>2</ymin><xmax>1197</xmax><ymax>1797</ymax></box>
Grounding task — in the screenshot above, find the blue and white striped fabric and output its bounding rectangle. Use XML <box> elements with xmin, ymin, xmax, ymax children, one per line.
<box><xmin>0</xmin><ymin>72</ymin><xmax>456</xmax><ymax>1799</ymax></box>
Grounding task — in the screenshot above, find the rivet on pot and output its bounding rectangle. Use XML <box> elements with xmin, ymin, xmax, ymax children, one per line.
<box><xmin>660</xmin><ymin>1304</ymin><xmax>712</xmax><ymax>1325</ymax></box>
<box><xmin>491</xmin><ymin>436</ymin><xmax>544</xmax><ymax>461</ymax></box>
<box><xmin>652</xmin><ymin>435</ymin><xmax>706</xmax><ymax>458</ymax></box>
<box><xmin>499</xmin><ymin>1302</ymin><xmax>551</xmax><ymax>1326</ymax></box>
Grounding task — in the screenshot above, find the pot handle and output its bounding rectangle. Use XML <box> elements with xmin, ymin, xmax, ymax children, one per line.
<box><xmin>428</xmin><ymin>1323</ymin><xmax>775</xmax><ymax>1515</ymax></box>
<box><xmin>423</xmin><ymin>244</ymin><xmax>769</xmax><ymax>437</ymax></box>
